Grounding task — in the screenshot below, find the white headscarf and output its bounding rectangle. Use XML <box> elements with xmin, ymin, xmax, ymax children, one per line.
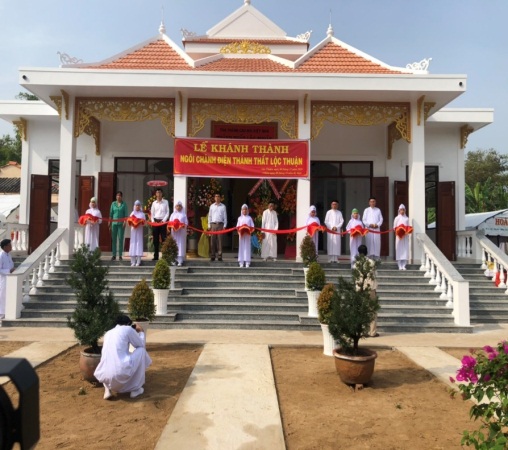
<box><xmin>398</xmin><ymin>204</ymin><xmax>407</xmax><ymax>216</ymax></box>
<box><xmin>309</xmin><ymin>205</ymin><xmax>316</xmax><ymax>213</ymax></box>
<box><xmin>173</xmin><ymin>200</ymin><xmax>185</xmax><ymax>214</ymax></box>
<box><xmin>241</xmin><ymin>204</ymin><xmax>249</xmax><ymax>214</ymax></box>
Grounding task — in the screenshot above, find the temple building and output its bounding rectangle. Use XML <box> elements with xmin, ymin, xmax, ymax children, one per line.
<box><xmin>0</xmin><ymin>0</ymin><xmax>493</xmax><ymax>261</ymax></box>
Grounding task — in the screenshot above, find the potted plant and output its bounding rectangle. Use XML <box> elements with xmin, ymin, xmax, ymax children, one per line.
<box><xmin>305</xmin><ymin>261</ymin><xmax>326</xmax><ymax>318</ymax></box>
<box><xmin>328</xmin><ymin>255</ymin><xmax>380</xmax><ymax>387</ymax></box>
<box><xmin>152</xmin><ymin>259</ymin><xmax>170</xmax><ymax>315</ymax></box>
<box><xmin>317</xmin><ymin>283</ymin><xmax>337</xmax><ymax>356</ymax></box>
<box><xmin>66</xmin><ymin>245</ymin><xmax>120</xmax><ymax>382</ymax></box>
<box><xmin>161</xmin><ymin>235</ymin><xmax>179</xmax><ymax>289</ymax></box>
<box><xmin>127</xmin><ymin>278</ymin><xmax>156</xmax><ymax>333</ymax></box>
<box><xmin>300</xmin><ymin>234</ymin><xmax>318</xmax><ymax>289</ymax></box>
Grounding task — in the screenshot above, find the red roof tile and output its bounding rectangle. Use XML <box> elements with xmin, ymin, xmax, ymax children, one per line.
<box><xmin>186</xmin><ymin>38</ymin><xmax>305</xmax><ymax>45</ymax></box>
<box><xmin>196</xmin><ymin>58</ymin><xmax>291</xmax><ymax>72</ymax></box>
<box><xmin>296</xmin><ymin>42</ymin><xmax>404</xmax><ymax>74</ymax></box>
<box><xmin>86</xmin><ymin>40</ymin><xmax>192</xmax><ymax>70</ymax></box>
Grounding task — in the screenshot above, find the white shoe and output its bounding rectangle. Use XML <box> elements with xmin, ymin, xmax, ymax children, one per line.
<box><xmin>131</xmin><ymin>263</ymin><xmax>135</xmax><ymax>267</ymax></box>
<box><xmin>103</xmin><ymin>386</ymin><xmax>112</xmax><ymax>400</ymax></box>
<box><xmin>273</xmin><ymin>258</ymin><xmax>277</xmax><ymax>262</ymax></box>
<box><xmin>246</xmin><ymin>263</ymin><xmax>250</xmax><ymax>268</ymax></box>
<box><xmin>136</xmin><ymin>263</ymin><xmax>141</xmax><ymax>267</ymax></box>
<box><xmin>178</xmin><ymin>263</ymin><xmax>182</xmax><ymax>267</ymax></box>
<box><xmin>402</xmin><ymin>267</ymin><xmax>407</xmax><ymax>271</ymax></box>
<box><xmin>130</xmin><ymin>387</ymin><xmax>144</xmax><ymax>398</ymax></box>
<box><xmin>239</xmin><ymin>263</ymin><xmax>243</xmax><ymax>267</ymax></box>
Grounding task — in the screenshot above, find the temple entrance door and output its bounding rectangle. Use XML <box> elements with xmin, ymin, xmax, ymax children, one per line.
<box><xmin>28</xmin><ymin>175</ymin><xmax>51</xmax><ymax>254</ymax></box>
<box><xmin>78</xmin><ymin>176</ymin><xmax>95</xmax><ymax>217</ymax></box>
<box><xmin>437</xmin><ymin>181</ymin><xmax>456</xmax><ymax>260</ymax></box>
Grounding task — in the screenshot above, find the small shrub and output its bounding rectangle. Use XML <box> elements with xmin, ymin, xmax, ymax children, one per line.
<box><xmin>306</xmin><ymin>262</ymin><xmax>326</xmax><ymax>291</ymax></box>
<box><xmin>317</xmin><ymin>283</ymin><xmax>336</xmax><ymax>324</ymax></box>
<box><xmin>161</xmin><ymin>235</ymin><xmax>179</xmax><ymax>266</ymax></box>
<box><xmin>300</xmin><ymin>235</ymin><xmax>317</xmax><ymax>267</ymax></box>
<box><xmin>152</xmin><ymin>259</ymin><xmax>170</xmax><ymax>289</ymax></box>
<box><xmin>128</xmin><ymin>279</ymin><xmax>156</xmax><ymax>322</ymax></box>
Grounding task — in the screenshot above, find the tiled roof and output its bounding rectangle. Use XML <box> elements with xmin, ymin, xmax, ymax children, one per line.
<box><xmin>196</xmin><ymin>58</ymin><xmax>292</xmax><ymax>72</ymax></box>
<box><xmin>0</xmin><ymin>178</ymin><xmax>20</xmax><ymax>194</ymax></box>
<box><xmin>87</xmin><ymin>40</ymin><xmax>192</xmax><ymax>70</ymax></box>
<box><xmin>296</xmin><ymin>42</ymin><xmax>404</xmax><ymax>74</ymax></box>
<box><xmin>83</xmin><ymin>39</ymin><xmax>406</xmax><ymax>74</ymax></box>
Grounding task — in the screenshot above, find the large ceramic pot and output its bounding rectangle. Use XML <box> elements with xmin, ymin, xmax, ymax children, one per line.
<box><xmin>79</xmin><ymin>347</ymin><xmax>102</xmax><ymax>383</ymax></box>
<box><xmin>332</xmin><ymin>348</ymin><xmax>377</xmax><ymax>385</ymax></box>
<box><xmin>306</xmin><ymin>290</ymin><xmax>320</xmax><ymax>318</ymax></box>
<box><xmin>153</xmin><ymin>288</ymin><xmax>169</xmax><ymax>315</ymax></box>
<box><xmin>320</xmin><ymin>323</ymin><xmax>336</xmax><ymax>357</ymax></box>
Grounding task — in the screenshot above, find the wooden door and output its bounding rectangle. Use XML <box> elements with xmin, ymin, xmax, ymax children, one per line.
<box><xmin>98</xmin><ymin>172</ymin><xmax>115</xmax><ymax>251</ymax></box>
<box><xmin>78</xmin><ymin>176</ymin><xmax>94</xmax><ymax>216</ymax></box>
<box><xmin>437</xmin><ymin>181</ymin><xmax>456</xmax><ymax>260</ymax></box>
<box><xmin>393</xmin><ymin>181</ymin><xmax>408</xmax><ymax>216</ymax></box>
<box><xmin>29</xmin><ymin>175</ymin><xmax>51</xmax><ymax>254</ymax></box>
<box><xmin>371</xmin><ymin>177</ymin><xmax>389</xmax><ymax>257</ymax></box>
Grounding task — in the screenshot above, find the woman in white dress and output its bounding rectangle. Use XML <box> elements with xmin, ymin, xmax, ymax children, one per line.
<box><xmin>236</xmin><ymin>204</ymin><xmax>255</xmax><ymax>268</ymax></box>
<box><xmin>346</xmin><ymin>208</ymin><xmax>364</xmax><ymax>268</ymax></box>
<box><xmin>169</xmin><ymin>200</ymin><xmax>188</xmax><ymax>266</ymax></box>
<box><xmin>129</xmin><ymin>200</ymin><xmax>145</xmax><ymax>267</ymax></box>
<box><xmin>306</xmin><ymin>205</ymin><xmax>321</xmax><ymax>253</ymax></box>
<box><xmin>393</xmin><ymin>204</ymin><xmax>410</xmax><ymax>270</ymax></box>
<box><xmin>94</xmin><ymin>314</ymin><xmax>152</xmax><ymax>400</ymax></box>
<box><xmin>84</xmin><ymin>197</ymin><xmax>102</xmax><ymax>252</ymax></box>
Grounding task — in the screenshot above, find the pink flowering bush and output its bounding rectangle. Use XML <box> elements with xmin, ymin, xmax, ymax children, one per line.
<box><xmin>450</xmin><ymin>341</ymin><xmax>508</xmax><ymax>448</ymax></box>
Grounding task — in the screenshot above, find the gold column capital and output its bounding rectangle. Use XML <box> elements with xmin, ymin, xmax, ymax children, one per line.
<box><xmin>460</xmin><ymin>124</ymin><xmax>474</xmax><ymax>149</ymax></box>
<box><xmin>13</xmin><ymin>118</ymin><xmax>27</xmax><ymax>141</ymax></box>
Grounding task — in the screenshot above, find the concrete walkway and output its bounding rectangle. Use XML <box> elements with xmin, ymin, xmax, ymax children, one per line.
<box><xmin>1</xmin><ymin>325</ymin><xmax>508</xmax><ymax>449</ymax></box>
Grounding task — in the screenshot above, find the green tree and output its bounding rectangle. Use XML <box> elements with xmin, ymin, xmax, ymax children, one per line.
<box><xmin>465</xmin><ymin>177</ymin><xmax>508</xmax><ymax>213</ymax></box>
<box><xmin>465</xmin><ymin>149</ymin><xmax>508</xmax><ymax>188</ymax></box>
<box><xmin>0</xmin><ymin>134</ymin><xmax>21</xmax><ymax>165</ymax></box>
<box><xmin>15</xmin><ymin>91</ymin><xmax>38</xmax><ymax>101</ymax></box>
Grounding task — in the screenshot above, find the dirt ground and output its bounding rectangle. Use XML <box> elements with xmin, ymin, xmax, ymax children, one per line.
<box><xmin>1</xmin><ymin>343</ymin><xmax>478</xmax><ymax>449</ymax></box>
<box><xmin>271</xmin><ymin>347</ymin><xmax>475</xmax><ymax>450</ymax></box>
<box><xmin>0</xmin><ymin>341</ymin><xmax>30</xmax><ymax>356</ymax></box>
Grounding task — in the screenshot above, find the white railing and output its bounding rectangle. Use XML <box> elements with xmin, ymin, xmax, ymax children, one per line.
<box><xmin>5</xmin><ymin>228</ymin><xmax>67</xmax><ymax>320</ymax></box>
<box><xmin>475</xmin><ymin>230</ymin><xmax>508</xmax><ymax>294</ymax></box>
<box><xmin>0</xmin><ymin>224</ymin><xmax>29</xmax><ymax>254</ymax></box>
<box><xmin>456</xmin><ymin>230</ymin><xmax>484</xmax><ymax>261</ymax></box>
<box><xmin>416</xmin><ymin>233</ymin><xmax>470</xmax><ymax>326</ymax></box>
<box><xmin>74</xmin><ymin>225</ymin><xmax>84</xmax><ymax>251</ymax></box>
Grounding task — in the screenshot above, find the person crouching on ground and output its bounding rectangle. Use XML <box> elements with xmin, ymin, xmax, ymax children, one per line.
<box><xmin>94</xmin><ymin>314</ymin><xmax>152</xmax><ymax>400</ymax></box>
<box><xmin>355</xmin><ymin>244</ymin><xmax>379</xmax><ymax>338</ymax></box>
<box><xmin>0</xmin><ymin>238</ymin><xmax>15</xmax><ymax>319</ymax></box>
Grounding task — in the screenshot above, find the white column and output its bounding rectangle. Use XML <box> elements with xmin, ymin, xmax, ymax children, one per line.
<box><xmin>174</xmin><ymin>176</ymin><xmax>188</xmax><ymax>209</ymax></box>
<box><xmin>456</xmin><ymin>142</ymin><xmax>466</xmax><ymax>231</ymax></box>
<box><xmin>408</xmin><ymin>101</ymin><xmax>426</xmax><ymax>262</ymax></box>
<box><xmin>57</xmin><ymin>95</ymin><xmax>77</xmax><ymax>257</ymax></box>
<box><xmin>296</xmin><ymin>95</ymin><xmax>311</xmax><ymax>262</ymax></box>
<box><xmin>18</xmin><ymin>135</ymin><xmax>30</xmax><ymax>223</ymax></box>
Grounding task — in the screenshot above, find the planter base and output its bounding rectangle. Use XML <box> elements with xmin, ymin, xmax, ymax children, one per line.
<box><xmin>79</xmin><ymin>347</ymin><xmax>102</xmax><ymax>383</ymax></box>
<box><xmin>333</xmin><ymin>348</ymin><xmax>377</xmax><ymax>386</ymax></box>
<box><xmin>320</xmin><ymin>324</ymin><xmax>336</xmax><ymax>356</ymax></box>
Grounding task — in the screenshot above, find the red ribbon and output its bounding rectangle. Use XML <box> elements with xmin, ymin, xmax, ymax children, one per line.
<box><xmin>127</xmin><ymin>216</ymin><xmax>146</xmax><ymax>229</ymax></box>
<box><xmin>395</xmin><ymin>224</ymin><xmax>413</xmax><ymax>238</ymax></box>
<box><xmin>78</xmin><ymin>214</ymin><xmax>99</xmax><ymax>226</ymax></box>
<box><xmin>237</xmin><ymin>225</ymin><xmax>255</xmax><ymax>237</ymax></box>
<box><xmin>167</xmin><ymin>219</ymin><xmax>186</xmax><ymax>232</ymax></box>
<box><xmin>307</xmin><ymin>222</ymin><xmax>326</xmax><ymax>237</ymax></box>
<box><xmin>348</xmin><ymin>225</ymin><xmax>369</xmax><ymax>238</ymax></box>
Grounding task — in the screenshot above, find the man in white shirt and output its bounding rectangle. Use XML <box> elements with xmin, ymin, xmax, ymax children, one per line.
<box><xmin>362</xmin><ymin>197</ymin><xmax>383</xmax><ymax>260</ymax></box>
<box><xmin>150</xmin><ymin>188</ymin><xmax>170</xmax><ymax>261</ymax></box>
<box><xmin>261</xmin><ymin>202</ymin><xmax>278</xmax><ymax>261</ymax></box>
<box><xmin>208</xmin><ymin>193</ymin><xmax>227</xmax><ymax>261</ymax></box>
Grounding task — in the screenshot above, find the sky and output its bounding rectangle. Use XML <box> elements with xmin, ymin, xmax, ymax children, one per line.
<box><xmin>0</xmin><ymin>0</ymin><xmax>506</xmax><ymax>153</ymax></box>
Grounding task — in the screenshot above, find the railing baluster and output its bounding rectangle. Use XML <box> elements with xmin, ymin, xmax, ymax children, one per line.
<box><xmin>55</xmin><ymin>243</ymin><xmax>61</xmax><ymax>266</ymax></box>
<box><xmin>419</xmin><ymin>252</ymin><xmax>426</xmax><ymax>271</ymax></box>
<box><xmin>440</xmin><ymin>277</ymin><xmax>448</xmax><ymax>299</ymax></box>
<box><xmin>446</xmin><ymin>283</ymin><xmax>453</xmax><ymax>308</ymax></box>
<box><xmin>424</xmin><ymin>254</ymin><xmax>431</xmax><ymax>277</ymax></box>
<box><xmin>429</xmin><ymin>260</ymin><xmax>437</xmax><ymax>285</ymax></box>
<box><xmin>23</xmin><ymin>274</ymin><xmax>31</xmax><ymax>302</ymax></box>
<box><xmin>43</xmin><ymin>254</ymin><xmax>50</xmax><ymax>280</ymax></box>
<box><xmin>434</xmin><ymin>268</ymin><xmax>442</xmax><ymax>291</ymax></box>
<box><xmin>49</xmin><ymin>248</ymin><xmax>56</xmax><ymax>273</ymax></box>
<box><xmin>36</xmin><ymin>262</ymin><xmax>44</xmax><ymax>287</ymax></box>
<box><xmin>30</xmin><ymin>268</ymin><xmax>38</xmax><ymax>295</ymax></box>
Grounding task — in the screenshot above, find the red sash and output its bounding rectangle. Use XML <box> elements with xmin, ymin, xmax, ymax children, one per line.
<box><xmin>395</xmin><ymin>225</ymin><xmax>413</xmax><ymax>238</ymax></box>
<box><xmin>78</xmin><ymin>214</ymin><xmax>99</xmax><ymax>226</ymax></box>
<box><xmin>127</xmin><ymin>216</ymin><xmax>146</xmax><ymax>229</ymax></box>
<box><xmin>237</xmin><ymin>225</ymin><xmax>254</xmax><ymax>237</ymax></box>
<box><xmin>349</xmin><ymin>225</ymin><xmax>368</xmax><ymax>238</ymax></box>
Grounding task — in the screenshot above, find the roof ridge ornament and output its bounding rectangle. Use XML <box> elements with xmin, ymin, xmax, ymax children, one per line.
<box><xmin>327</xmin><ymin>9</ymin><xmax>334</xmax><ymax>37</ymax></box>
<box><xmin>296</xmin><ymin>31</ymin><xmax>312</xmax><ymax>42</ymax></box>
<box><xmin>406</xmin><ymin>57</ymin><xmax>432</xmax><ymax>72</ymax></box>
<box><xmin>181</xmin><ymin>28</ymin><xmax>197</xmax><ymax>39</ymax></box>
<box><xmin>57</xmin><ymin>51</ymin><xmax>83</xmax><ymax>66</ymax></box>
<box><xmin>159</xmin><ymin>5</ymin><xmax>166</xmax><ymax>34</ymax></box>
<box><xmin>244</xmin><ymin>0</ymin><xmax>251</xmax><ymax>4</ymax></box>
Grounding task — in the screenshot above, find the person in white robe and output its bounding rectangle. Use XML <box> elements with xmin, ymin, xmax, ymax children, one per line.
<box><xmin>84</xmin><ymin>197</ymin><xmax>102</xmax><ymax>252</ymax></box>
<box><xmin>261</xmin><ymin>202</ymin><xmax>279</xmax><ymax>261</ymax></box>
<box><xmin>324</xmin><ymin>200</ymin><xmax>344</xmax><ymax>263</ymax></box>
<box><xmin>169</xmin><ymin>200</ymin><xmax>188</xmax><ymax>267</ymax></box>
<box><xmin>0</xmin><ymin>239</ymin><xmax>15</xmax><ymax>319</ymax></box>
<box><xmin>393</xmin><ymin>204</ymin><xmax>410</xmax><ymax>270</ymax></box>
<box><xmin>237</xmin><ymin>204</ymin><xmax>255</xmax><ymax>267</ymax></box>
<box><xmin>362</xmin><ymin>197</ymin><xmax>383</xmax><ymax>260</ymax></box>
<box><xmin>346</xmin><ymin>209</ymin><xmax>364</xmax><ymax>268</ymax></box>
<box><xmin>94</xmin><ymin>314</ymin><xmax>152</xmax><ymax>400</ymax></box>
<box><xmin>306</xmin><ymin>205</ymin><xmax>321</xmax><ymax>253</ymax></box>
<box><xmin>129</xmin><ymin>200</ymin><xmax>145</xmax><ymax>267</ymax></box>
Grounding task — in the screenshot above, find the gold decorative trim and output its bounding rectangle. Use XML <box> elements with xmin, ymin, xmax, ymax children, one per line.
<box><xmin>61</xmin><ymin>89</ymin><xmax>69</xmax><ymax>120</ymax></box>
<box><xmin>303</xmin><ymin>94</ymin><xmax>308</xmax><ymax>125</ymax></box>
<box><xmin>13</xmin><ymin>118</ymin><xmax>27</xmax><ymax>141</ymax></box>
<box><xmin>423</xmin><ymin>102</ymin><xmax>436</xmax><ymax>121</ymax></box>
<box><xmin>188</xmin><ymin>99</ymin><xmax>298</xmax><ymax>139</ymax></box>
<box><xmin>417</xmin><ymin>95</ymin><xmax>425</xmax><ymax>126</ymax></box>
<box><xmin>387</xmin><ymin>121</ymin><xmax>402</xmax><ymax>160</ymax></box>
<box><xmin>74</xmin><ymin>97</ymin><xmax>175</xmax><ymax>138</ymax></box>
<box><xmin>311</xmin><ymin>101</ymin><xmax>411</xmax><ymax>142</ymax></box>
<box><xmin>84</xmin><ymin>116</ymin><xmax>101</xmax><ymax>155</ymax></box>
<box><xmin>178</xmin><ymin>91</ymin><xmax>183</xmax><ymax>122</ymax></box>
<box><xmin>220</xmin><ymin>41</ymin><xmax>271</xmax><ymax>54</ymax></box>
<box><xmin>460</xmin><ymin>124</ymin><xmax>474</xmax><ymax>150</ymax></box>
<box><xmin>50</xmin><ymin>96</ymin><xmax>62</xmax><ymax>117</ymax></box>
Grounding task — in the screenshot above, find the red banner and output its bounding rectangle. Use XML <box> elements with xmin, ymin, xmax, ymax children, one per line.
<box><xmin>174</xmin><ymin>138</ymin><xmax>309</xmax><ymax>179</ymax></box>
